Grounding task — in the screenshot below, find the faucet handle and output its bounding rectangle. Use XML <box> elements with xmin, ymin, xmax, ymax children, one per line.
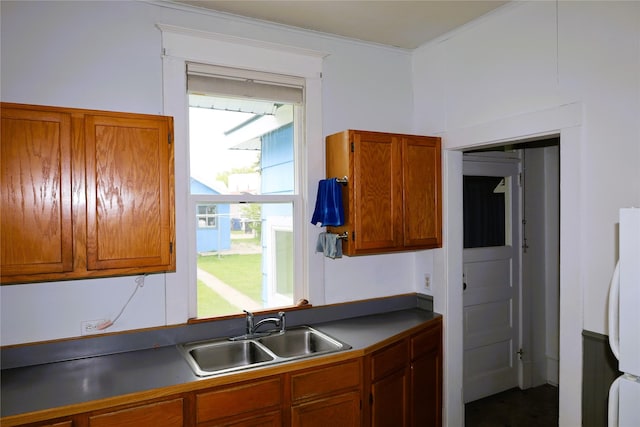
<box><xmin>277</xmin><ymin>311</ymin><xmax>286</xmax><ymax>332</ymax></box>
<box><xmin>243</xmin><ymin>310</ymin><xmax>254</xmax><ymax>334</ymax></box>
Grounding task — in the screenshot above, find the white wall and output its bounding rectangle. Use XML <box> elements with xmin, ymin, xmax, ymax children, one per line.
<box><xmin>0</xmin><ymin>0</ymin><xmax>427</xmax><ymax>345</ymax></box>
<box><xmin>412</xmin><ymin>1</ymin><xmax>640</xmax><ymax>425</ymax></box>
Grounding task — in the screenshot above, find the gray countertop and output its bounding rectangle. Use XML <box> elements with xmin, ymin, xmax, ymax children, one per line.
<box><xmin>1</xmin><ymin>308</ymin><xmax>439</xmax><ymax>419</ymax></box>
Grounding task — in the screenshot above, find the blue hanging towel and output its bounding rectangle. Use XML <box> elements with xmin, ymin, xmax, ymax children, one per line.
<box><xmin>310</xmin><ymin>178</ymin><xmax>345</xmax><ymax>227</ymax></box>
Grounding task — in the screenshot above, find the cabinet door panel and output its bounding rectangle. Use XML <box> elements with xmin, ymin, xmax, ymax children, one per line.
<box><xmin>402</xmin><ymin>136</ymin><xmax>442</xmax><ymax>248</ymax></box>
<box><xmin>1</xmin><ymin>107</ymin><xmax>73</xmax><ymax>276</ymax></box>
<box><xmin>291</xmin><ymin>391</ymin><xmax>360</xmax><ymax>427</ymax></box>
<box><xmin>85</xmin><ymin>114</ymin><xmax>172</xmax><ymax>270</ymax></box>
<box><xmin>371</xmin><ymin>339</ymin><xmax>408</xmax><ymax>381</ymax></box>
<box><xmin>411</xmin><ymin>354</ymin><xmax>441</xmax><ymax>427</ymax></box>
<box><xmin>410</xmin><ymin>320</ymin><xmax>442</xmax><ymax>427</ymax></box>
<box><xmin>371</xmin><ymin>369</ymin><xmax>408</xmax><ymax>427</ymax></box>
<box><xmin>352</xmin><ymin>132</ymin><xmax>402</xmax><ymax>251</ymax></box>
<box><xmin>196</xmin><ymin>377</ymin><xmax>281</xmax><ymax>424</ymax></box>
<box><xmin>222</xmin><ymin>410</ymin><xmax>282</xmax><ymax>427</ymax></box>
<box><xmin>291</xmin><ymin>359</ymin><xmax>361</xmax><ymax>402</ymax></box>
<box><xmin>88</xmin><ymin>398</ymin><xmax>183</xmax><ymax>427</ymax></box>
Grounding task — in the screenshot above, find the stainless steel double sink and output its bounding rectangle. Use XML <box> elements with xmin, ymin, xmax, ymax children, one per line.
<box><xmin>178</xmin><ymin>326</ymin><xmax>351</xmax><ymax>377</ymax></box>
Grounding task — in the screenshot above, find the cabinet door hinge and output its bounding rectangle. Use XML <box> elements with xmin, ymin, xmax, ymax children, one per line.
<box><xmin>352</xmin><ymin>231</ymin><xmax>355</xmax><ymax>241</ymax></box>
<box><xmin>168</xmin><ymin>133</ymin><xmax>172</xmax><ymax>145</ymax></box>
<box><xmin>169</xmin><ymin>241</ymin><xmax>173</xmax><ymax>253</ymax></box>
<box><xmin>369</xmin><ymin>392</ymin><xmax>373</xmax><ymax>405</ymax></box>
<box><xmin>351</xmin><ymin>142</ymin><xmax>355</xmax><ymax>152</ymax></box>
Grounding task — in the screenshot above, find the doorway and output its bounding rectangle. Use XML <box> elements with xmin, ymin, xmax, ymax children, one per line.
<box><xmin>462</xmin><ymin>137</ymin><xmax>560</xmax><ymax>409</ymax></box>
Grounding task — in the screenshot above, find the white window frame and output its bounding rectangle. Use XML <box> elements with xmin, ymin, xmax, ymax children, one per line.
<box><xmin>158</xmin><ymin>24</ymin><xmax>326</xmax><ymax>322</ymax></box>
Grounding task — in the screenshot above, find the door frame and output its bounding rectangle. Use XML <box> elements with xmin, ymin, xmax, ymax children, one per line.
<box><xmin>433</xmin><ymin>101</ymin><xmax>582</xmax><ymax>427</ymax></box>
<box><xmin>462</xmin><ymin>152</ymin><xmax>524</xmax><ymax>402</ymax></box>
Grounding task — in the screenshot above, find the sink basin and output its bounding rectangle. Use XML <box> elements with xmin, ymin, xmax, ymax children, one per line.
<box><xmin>178</xmin><ymin>326</ymin><xmax>351</xmax><ymax>377</ymax></box>
<box><xmin>180</xmin><ymin>339</ymin><xmax>275</xmax><ymax>376</ymax></box>
<box><xmin>258</xmin><ymin>326</ymin><xmax>346</xmax><ymax>358</ymax></box>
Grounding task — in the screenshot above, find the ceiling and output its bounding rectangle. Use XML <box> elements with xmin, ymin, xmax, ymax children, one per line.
<box><xmin>171</xmin><ymin>1</ymin><xmax>509</xmax><ymax>49</ymax></box>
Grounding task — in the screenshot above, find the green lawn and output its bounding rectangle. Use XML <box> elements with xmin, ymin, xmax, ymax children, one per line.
<box><xmin>197</xmin><ymin>253</ymin><xmax>263</xmax><ymax>317</ymax></box>
<box><xmin>196</xmin><ymin>280</ymin><xmax>239</xmax><ymax>317</ymax></box>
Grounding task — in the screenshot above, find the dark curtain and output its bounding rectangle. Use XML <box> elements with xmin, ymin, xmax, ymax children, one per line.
<box><xmin>463</xmin><ymin>176</ymin><xmax>505</xmax><ymax>248</ymax></box>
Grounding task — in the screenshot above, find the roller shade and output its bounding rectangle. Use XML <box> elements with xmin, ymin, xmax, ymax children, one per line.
<box><xmin>187</xmin><ymin>62</ymin><xmax>304</xmax><ymax>105</ymax></box>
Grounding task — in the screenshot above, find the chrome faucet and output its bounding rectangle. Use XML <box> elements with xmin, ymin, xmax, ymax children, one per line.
<box><xmin>244</xmin><ymin>310</ymin><xmax>286</xmax><ymax>335</ymax></box>
<box><xmin>232</xmin><ymin>310</ymin><xmax>285</xmax><ymax>340</ymax></box>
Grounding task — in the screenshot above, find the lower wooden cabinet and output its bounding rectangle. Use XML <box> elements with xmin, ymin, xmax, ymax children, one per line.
<box><xmin>289</xmin><ymin>359</ymin><xmax>362</xmax><ymax>427</ymax></box>
<box><xmin>22</xmin><ymin>421</ymin><xmax>73</xmax><ymax>427</ymax></box>
<box><xmin>371</xmin><ymin>368</ymin><xmax>408</xmax><ymax>426</ymax></box>
<box><xmin>195</xmin><ymin>377</ymin><xmax>281</xmax><ymax>426</ymax></box>
<box><xmin>6</xmin><ymin>318</ymin><xmax>442</xmax><ymax>427</ymax></box>
<box><xmin>291</xmin><ymin>391</ymin><xmax>361</xmax><ymax>427</ymax></box>
<box><xmin>366</xmin><ymin>318</ymin><xmax>443</xmax><ymax>427</ymax></box>
<box><xmin>410</xmin><ymin>322</ymin><xmax>443</xmax><ymax>427</ymax></box>
<box><xmin>88</xmin><ymin>398</ymin><xmax>183</xmax><ymax>427</ymax></box>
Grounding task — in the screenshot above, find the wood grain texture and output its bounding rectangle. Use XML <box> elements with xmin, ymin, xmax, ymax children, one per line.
<box><xmin>1</xmin><ymin>107</ymin><xmax>73</xmax><ymax>275</ymax></box>
<box><xmin>85</xmin><ymin>114</ymin><xmax>171</xmax><ymax>270</ymax></box>
<box><xmin>291</xmin><ymin>391</ymin><xmax>361</xmax><ymax>427</ymax></box>
<box><xmin>290</xmin><ymin>359</ymin><xmax>361</xmax><ymax>402</ymax></box>
<box><xmin>402</xmin><ymin>136</ymin><xmax>442</xmax><ymax>248</ymax></box>
<box><xmin>1</xmin><ymin>103</ymin><xmax>175</xmax><ymax>283</ymax></box>
<box><xmin>326</xmin><ymin>130</ymin><xmax>441</xmax><ymax>255</ymax></box>
<box><xmin>410</xmin><ymin>320</ymin><xmax>443</xmax><ymax>427</ymax></box>
<box><xmin>196</xmin><ymin>377</ymin><xmax>281</xmax><ymax>424</ymax></box>
<box><xmin>88</xmin><ymin>398</ymin><xmax>183</xmax><ymax>427</ymax></box>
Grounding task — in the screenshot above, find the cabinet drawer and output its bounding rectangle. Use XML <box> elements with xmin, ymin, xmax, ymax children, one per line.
<box><xmin>88</xmin><ymin>398</ymin><xmax>183</xmax><ymax>427</ymax></box>
<box><xmin>291</xmin><ymin>391</ymin><xmax>361</xmax><ymax>427</ymax></box>
<box><xmin>222</xmin><ymin>410</ymin><xmax>281</xmax><ymax>427</ymax></box>
<box><xmin>196</xmin><ymin>377</ymin><xmax>281</xmax><ymax>424</ymax></box>
<box><xmin>410</xmin><ymin>323</ymin><xmax>441</xmax><ymax>361</ymax></box>
<box><xmin>291</xmin><ymin>359</ymin><xmax>361</xmax><ymax>402</ymax></box>
<box><xmin>371</xmin><ymin>339</ymin><xmax>408</xmax><ymax>381</ymax></box>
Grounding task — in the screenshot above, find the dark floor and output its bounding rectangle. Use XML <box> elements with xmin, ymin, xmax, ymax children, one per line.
<box><xmin>465</xmin><ymin>384</ymin><xmax>559</xmax><ymax>427</ymax></box>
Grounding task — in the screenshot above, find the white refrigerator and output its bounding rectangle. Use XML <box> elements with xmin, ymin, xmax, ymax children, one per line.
<box><xmin>608</xmin><ymin>208</ymin><xmax>640</xmax><ymax>427</ymax></box>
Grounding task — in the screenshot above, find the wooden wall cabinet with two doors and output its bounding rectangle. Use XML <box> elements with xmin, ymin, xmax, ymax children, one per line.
<box><xmin>0</xmin><ymin>103</ymin><xmax>175</xmax><ymax>284</ymax></box>
<box><xmin>325</xmin><ymin>130</ymin><xmax>442</xmax><ymax>256</ymax></box>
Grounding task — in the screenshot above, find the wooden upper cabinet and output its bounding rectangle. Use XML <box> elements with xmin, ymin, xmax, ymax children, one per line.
<box><xmin>85</xmin><ymin>114</ymin><xmax>173</xmax><ymax>271</ymax></box>
<box><xmin>0</xmin><ymin>103</ymin><xmax>175</xmax><ymax>284</ymax></box>
<box><xmin>401</xmin><ymin>135</ymin><xmax>442</xmax><ymax>249</ymax></box>
<box><xmin>326</xmin><ymin>130</ymin><xmax>441</xmax><ymax>255</ymax></box>
<box><xmin>1</xmin><ymin>106</ymin><xmax>74</xmax><ymax>276</ymax></box>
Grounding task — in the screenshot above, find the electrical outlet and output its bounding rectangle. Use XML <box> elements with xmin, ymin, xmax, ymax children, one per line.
<box><xmin>81</xmin><ymin>319</ymin><xmax>109</xmax><ymax>336</ymax></box>
<box><xmin>424</xmin><ymin>273</ymin><xmax>431</xmax><ymax>290</ymax></box>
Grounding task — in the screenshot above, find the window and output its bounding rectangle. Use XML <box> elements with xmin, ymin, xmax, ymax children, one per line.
<box><xmin>463</xmin><ymin>175</ymin><xmax>508</xmax><ymax>248</ymax></box>
<box><xmin>188</xmin><ymin>63</ymin><xmax>304</xmax><ymax>318</ymax></box>
<box><xmin>197</xmin><ymin>205</ymin><xmax>218</xmax><ymax>228</ymax></box>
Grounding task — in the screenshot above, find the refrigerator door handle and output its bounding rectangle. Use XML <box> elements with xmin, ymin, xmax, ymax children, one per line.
<box><xmin>609</xmin><ymin>375</ymin><xmax>622</xmax><ymax>427</ymax></box>
<box><xmin>608</xmin><ymin>260</ymin><xmax>621</xmax><ymax>360</ymax></box>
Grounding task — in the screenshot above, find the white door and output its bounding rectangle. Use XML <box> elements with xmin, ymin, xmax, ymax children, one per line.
<box><xmin>463</xmin><ymin>153</ymin><xmax>521</xmax><ymax>403</ymax></box>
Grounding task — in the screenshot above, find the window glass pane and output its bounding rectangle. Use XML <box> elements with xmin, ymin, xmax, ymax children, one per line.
<box><xmin>189</xmin><ymin>95</ymin><xmax>295</xmax><ymax>196</ymax></box>
<box><xmin>463</xmin><ymin>175</ymin><xmax>506</xmax><ymax>248</ymax></box>
<box><xmin>195</xmin><ymin>203</ymin><xmax>293</xmax><ymax>318</ymax></box>
<box><xmin>275</xmin><ymin>230</ymin><xmax>293</xmax><ymax>298</ymax></box>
